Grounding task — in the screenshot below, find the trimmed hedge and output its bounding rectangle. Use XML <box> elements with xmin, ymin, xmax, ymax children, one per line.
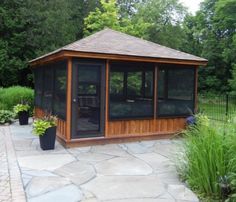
<box><xmin>0</xmin><ymin>86</ymin><xmax>34</xmax><ymax>113</ymax></box>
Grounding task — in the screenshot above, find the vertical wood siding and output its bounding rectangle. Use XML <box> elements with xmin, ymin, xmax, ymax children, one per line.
<box><xmin>107</xmin><ymin>118</ymin><xmax>185</xmax><ymax>137</ymax></box>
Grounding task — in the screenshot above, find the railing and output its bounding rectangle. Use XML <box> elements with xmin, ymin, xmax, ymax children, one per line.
<box><xmin>198</xmin><ymin>94</ymin><xmax>236</xmax><ymax>122</ymax></box>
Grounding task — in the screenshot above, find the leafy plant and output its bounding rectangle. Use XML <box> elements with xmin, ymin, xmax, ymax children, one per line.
<box><xmin>0</xmin><ymin>110</ymin><xmax>15</xmax><ymax>124</ymax></box>
<box><xmin>177</xmin><ymin>115</ymin><xmax>236</xmax><ymax>201</ymax></box>
<box><xmin>0</xmin><ymin>86</ymin><xmax>34</xmax><ymax>113</ymax></box>
<box><xmin>33</xmin><ymin>115</ymin><xmax>57</xmax><ymax>136</ymax></box>
<box><xmin>0</xmin><ymin>102</ymin><xmax>7</xmax><ymax>110</ymax></box>
<box><xmin>177</xmin><ymin>117</ymin><xmax>227</xmax><ymax>200</ymax></box>
<box><xmin>223</xmin><ymin>124</ymin><xmax>236</xmax><ymax>201</ymax></box>
<box><xmin>13</xmin><ymin>104</ymin><xmax>30</xmax><ymax>114</ymax></box>
<box><xmin>195</xmin><ymin>113</ymin><xmax>210</xmax><ymax>126</ymax></box>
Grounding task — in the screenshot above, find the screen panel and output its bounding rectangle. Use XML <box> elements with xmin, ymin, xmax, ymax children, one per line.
<box><xmin>109</xmin><ymin>62</ymin><xmax>154</xmax><ymax>119</ymax></box>
<box><xmin>34</xmin><ymin>68</ymin><xmax>43</xmax><ymax>107</ymax></box>
<box><xmin>42</xmin><ymin>65</ymin><xmax>54</xmax><ymax>111</ymax></box>
<box><xmin>52</xmin><ymin>61</ymin><xmax>67</xmax><ymax>120</ymax></box>
<box><xmin>157</xmin><ymin>67</ymin><xmax>195</xmax><ymax>116</ymax></box>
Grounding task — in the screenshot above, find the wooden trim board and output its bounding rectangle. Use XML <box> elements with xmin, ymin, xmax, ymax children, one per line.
<box><xmin>30</xmin><ymin>50</ymin><xmax>208</xmax><ymax>67</ymax></box>
<box><xmin>66</xmin><ymin>58</ymin><xmax>72</xmax><ymax>141</ymax></box>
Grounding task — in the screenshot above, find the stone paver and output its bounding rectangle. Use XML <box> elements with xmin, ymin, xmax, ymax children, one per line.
<box><xmin>0</xmin><ymin>128</ymin><xmax>11</xmax><ymax>202</ymax></box>
<box><xmin>17</xmin><ymin>154</ymin><xmax>75</xmax><ymax>171</ymax></box>
<box><xmin>26</xmin><ymin>176</ymin><xmax>71</xmax><ymax>197</ymax></box>
<box><xmin>0</xmin><ymin>126</ymin><xmax>26</xmax><ymax>202</ymax></box>
<box><xmin>55</xmin><ymin>161</ymin><xmax>96</xmax><ymax>185</ymax></box>
<box><xmin>28</xmin><ymin>184</ymin><xmax>82</xmax><ymax>202</ymax></box>
<box><xmin>75</xmin><ymin>152</ymin><xmax>114</xmax><ymax>163</ymax></box>
<box><xmin>95</xmin><ymin>156</ymin><xmax>153</xmax><ymax>175</ymax></box>
<box><xmin>0</xmin><ymin>120</ymin><xmax>199</xmax><ymax>202</ymax></box>
<box><xmin>81</xmin><ymin>176</ymin><xmax>166</xmax><ymax>201</ymax></box>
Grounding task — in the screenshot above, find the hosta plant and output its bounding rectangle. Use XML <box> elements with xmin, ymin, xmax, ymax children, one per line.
<box><xmin>13</xmin><ymin>104</ymin><xmax>30</xmax><ymax>114</ymax></box>
<box><xmin>0</xmin><ymin>110</ymin><xmax>15</xmax><ymax>124</ymax></box>
<box><xmin>33</xmin><ymin>115</ymin><xmax>57</xmax><ymax>136</ymax></box>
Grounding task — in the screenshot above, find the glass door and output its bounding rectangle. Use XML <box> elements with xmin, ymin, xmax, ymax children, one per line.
<box><xmin>72</xmin><ymin>61</ymin><xmax>105</xmax><ymax>138</ymax></box>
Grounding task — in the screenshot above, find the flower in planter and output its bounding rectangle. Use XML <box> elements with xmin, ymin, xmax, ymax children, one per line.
<box><xmin>33</xmin><ymin>115</ymin><xmax>57</xmax><ymax>136</ymax></box>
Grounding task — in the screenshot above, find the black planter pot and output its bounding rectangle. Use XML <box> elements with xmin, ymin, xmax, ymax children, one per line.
<box><xmin>39</xmin><ymin>126</ymin><xmax>56</xmax><ymax>150</ymax></box>
<box><xmin>18</xmin><ymin>111</ymin><xmax>29</xmax><ymax>125</ymax></box>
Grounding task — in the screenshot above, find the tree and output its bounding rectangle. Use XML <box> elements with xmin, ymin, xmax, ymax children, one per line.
<box><xmin>69</xmin><ymin>0</ymin><xmax>101</xmax><ymax>39</ymax></box>
<box><xmin>83</xmin><ymin>0</ymin><xmax>150</xmax><ymax>38</ymax></box>
<box><xmin>135</xmin><ymin>0</ymin><xmax>187</xmax><ymax>50</ymax></box>
<box><xmin>117</xmin><ymin>0</ymin><xmax>143</xmax><ymax>18</ymax></box>
<box><xmin>215</xmin><ymin>0</ymin><xmax>236</xmax><ymax>93</ymax></box>
<box><xmin>22</xmin><ymin>0</ymin><xmax>77</xmax><ymax>57</ymax></box>
<box><xmin>83</xmin><ymin>0</ymin><xmax>119</xmax><ymax>36</ymax></box>
<box><xmin>0</xmin><ymin>0</ymin><xmax>81</xmax><ymax>87</ymax></box>
<box><xmin>185</xmin><ymin>0</ymin><xmax>236</xmax><ymax>93</ymax></box>
<box><xmin>0</xmin><ymin>0</ymin><xmax>29</xmax><ymax>87</ymax></box>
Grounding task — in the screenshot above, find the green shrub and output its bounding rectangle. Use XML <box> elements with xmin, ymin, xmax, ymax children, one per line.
<box><xmin>178</xmin><ymin>117</ymin><xmax>236</xmax><ymax>201</ymax></box>
<box><xmin>0</xmin><ymin>110</ymin><xmax>15</xmax><ymax>124</ymax></box>
<box><xmin>0</xmin><ymin>86</ymin><xmax>34</xmax><ymax>113</ymax></box>
<box><xmin>0</xmin><ymin>102</ymin><xmax>7</xmax><ymax>110</ymax></box>
<box><xmin>223</xmin><ymin>125</ymin><xmax>236</xmax><ymax>201</ymax></box>
<box><xmin>178</xmin><ymin>118</ymin><xmax>227</xmax><ymax>200</ymax></box>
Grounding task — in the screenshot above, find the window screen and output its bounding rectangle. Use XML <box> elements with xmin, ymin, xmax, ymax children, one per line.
<box><xmin>42</xmin><ymin>66</ymin><xmax>54</xmax><ymax>111</ymax></box>
<box><xmin>53</xmin><ymin>62</ymin><xmax>67</xmax><ymax>120</ymax></box>
<box><xmin>110</xmin><ymin>72</ymin><xmax>124</xmax><ymax>97</ymax></box>
<box><xmin>127</xmin><ymin>72</ymin><xmax>142</xmax><ymax>97</ymax></box>
<box><xmin>78</xmin><ymin>66</ymin><xmax>99</xmax><ymax>96</ymax></box>
<box><xmin>34</xmin><ymin>68</ymin><xmax>43</xmax><ymax>107</ymax></box>
<box><xmin>157</xmin><ymin>67</ymin><xmax>195</xmax><ymax>116</ymax></box>
<box><xmin>109</xmin><ymin>63</ymin><xmax>154</xmax><ymax>119</ymax></box>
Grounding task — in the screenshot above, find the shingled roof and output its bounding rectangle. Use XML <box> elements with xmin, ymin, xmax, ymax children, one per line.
<box><xmin>30</xmin><ymin>28</ymin><xmax>207</xmax><ymax>64</ymax></box>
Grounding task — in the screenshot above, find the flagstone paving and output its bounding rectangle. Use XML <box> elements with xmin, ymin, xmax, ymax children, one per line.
<box><xmin>0</xmin><ymin>120</ymin><xmax>199</xmax><ymax>202</ymax></box>
<box><xmin>0</xmin><ymin>126</ymin><xmax>26</xmax><ymax>202</ymax></box>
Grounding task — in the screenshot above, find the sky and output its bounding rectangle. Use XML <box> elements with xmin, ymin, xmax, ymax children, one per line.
<box><xmin>180</xmin><ymin>0</ymin><xmax>203</xmax><ymax>14</ymax></box>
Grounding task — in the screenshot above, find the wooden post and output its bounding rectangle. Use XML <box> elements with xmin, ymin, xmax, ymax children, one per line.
<box><xmin>105</xmin><ymin>60</ymin><xmax>109</xmax><ymax>137</ymax></box>
<box><xmin>66</xmin><ymin>58</ymin><xmax>72</xmax><ymax>141</ymax></box>
<box><xmin>194</xmin><ymin>67</ymin><xmax>198</xmax><ymax>114</ymax></box>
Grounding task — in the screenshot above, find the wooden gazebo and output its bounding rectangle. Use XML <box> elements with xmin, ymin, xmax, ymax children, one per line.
<box><xmin>30</xmin><ymin>28</ymin><xmax>207</xmax><ymax>147</ymax></box>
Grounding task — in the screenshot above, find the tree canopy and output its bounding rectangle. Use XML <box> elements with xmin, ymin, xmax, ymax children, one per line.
<box><xmin>0</xmin><ymin>0</ymin><xmax>235</xmax><ymax>94</ymax></box>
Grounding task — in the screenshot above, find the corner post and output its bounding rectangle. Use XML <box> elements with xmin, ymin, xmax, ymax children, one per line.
<box><xmin>66</xmin><ymin>58</ymin><xmax>72</xmax><ymax>142</ymax></box>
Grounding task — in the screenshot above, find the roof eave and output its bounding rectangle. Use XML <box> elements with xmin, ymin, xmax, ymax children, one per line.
<box><xmin>29</xmin><ymin>50</ymin><xmax>208</xmax><ymax>67</ymax></box>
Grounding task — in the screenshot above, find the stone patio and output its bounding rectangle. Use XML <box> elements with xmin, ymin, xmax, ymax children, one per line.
<box><xmin>0</xmin><ymin>120</ymin><xmax>199</xmax><ymax>202</ymax></box>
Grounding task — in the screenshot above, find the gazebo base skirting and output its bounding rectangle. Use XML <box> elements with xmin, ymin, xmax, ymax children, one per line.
<box><xmin>34</xmin><ymin>107</ymin><xmax>185</xmax><ymax>148</ymax></box>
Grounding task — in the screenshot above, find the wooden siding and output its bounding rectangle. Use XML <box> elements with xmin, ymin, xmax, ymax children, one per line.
<box><xmin>107</xmin><ymin>118</ymin><xmax>185</xmax><ymax>137</ymax></box>
<box><xmin>34</xmin><ymin>107</ymin><xmax>67</xmax><ymax>140</ymax></box>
